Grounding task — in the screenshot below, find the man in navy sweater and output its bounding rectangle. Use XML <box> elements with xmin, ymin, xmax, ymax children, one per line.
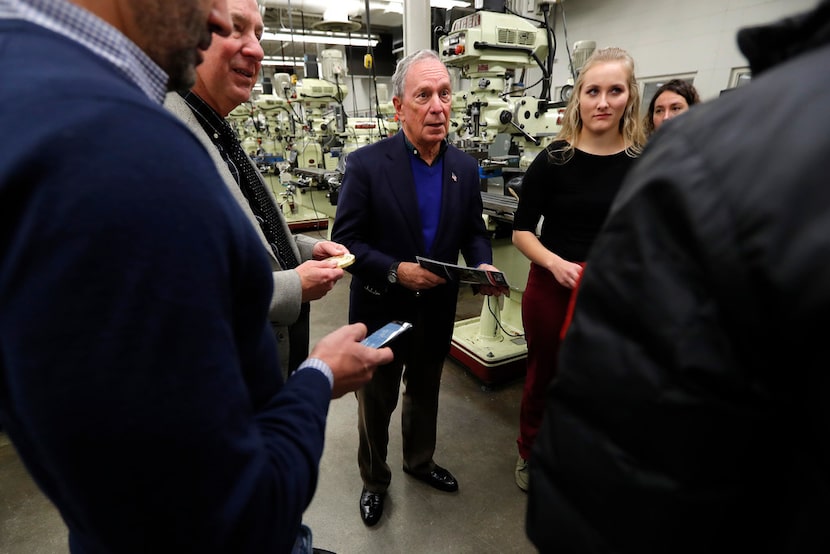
<box><xmin>0</xmin><ymin>1</ymin><xmax>391</xmax><ymax>553</ymax></box>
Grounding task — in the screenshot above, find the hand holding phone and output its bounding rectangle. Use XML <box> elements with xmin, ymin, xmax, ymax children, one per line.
<box><xmin>361</xmin><ymin>321</ymin><xmax>413</xmax><ymax>348</ymax></box>
<box><xmin>308</xmin><ymin>323</ymin><xmax>395</xmax><ymax>398</ymax></box>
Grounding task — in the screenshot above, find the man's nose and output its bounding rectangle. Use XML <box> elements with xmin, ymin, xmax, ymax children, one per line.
<box><xmin>243</xmin><ymin>35</ymin><xmax>265</xmax><ymax>61</ymax></box>
<box><xmin>428</xmin><ymin>94</ymin><xmax>445</xmax><ymax>112</ymax></box>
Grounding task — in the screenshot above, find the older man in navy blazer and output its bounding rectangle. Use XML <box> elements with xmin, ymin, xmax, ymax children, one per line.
<box><xmin>332</xmin><ymin>49</ymin><xmax>505</xmax><ymax>527</ymax></box>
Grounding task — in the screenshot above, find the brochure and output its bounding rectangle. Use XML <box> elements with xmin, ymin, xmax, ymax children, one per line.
<box><xmin>416</xmin><ymin>256</ymin><xmax>510</xmax><ymax>287</ymax></box>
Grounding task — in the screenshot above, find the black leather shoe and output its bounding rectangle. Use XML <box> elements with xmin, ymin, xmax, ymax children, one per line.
<box><xmin>403</xmin><ymin>464</ymin><xmax>459</xmax><ymax>492</ymax></box>
<box><xmin>359</xmin><ymin>488</ymin><xmax>384</xmax><ymax>527</ymax></box>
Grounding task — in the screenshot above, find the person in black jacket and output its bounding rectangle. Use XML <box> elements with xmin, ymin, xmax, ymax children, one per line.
<box><xmin>527</xmin><ymin>2</ymin><xmax>830</xmax><ymax>553</ymax></box>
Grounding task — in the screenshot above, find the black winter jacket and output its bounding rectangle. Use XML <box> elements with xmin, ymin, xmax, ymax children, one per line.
<box><xmin>527</xmin><ymin>2</ymin><xmax>830</xmax><ymax>553</ymax></box>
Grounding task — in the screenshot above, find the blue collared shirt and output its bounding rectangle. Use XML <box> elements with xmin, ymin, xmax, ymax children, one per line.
<box><xmin>0</xmin><ymin>0</ymin><xmax>167</xmax><ymax>103</ymax></box>
<box><xmin>402</xmin><ymin>133</ymin><xmax>447</xmax><ymax>255</ymax></box>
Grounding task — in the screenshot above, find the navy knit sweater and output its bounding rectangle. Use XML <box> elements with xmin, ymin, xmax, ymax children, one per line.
<box><xmin>0</xmin><ymin>20</ymin><xmax>330</xmax><ymax>554</ymax></box>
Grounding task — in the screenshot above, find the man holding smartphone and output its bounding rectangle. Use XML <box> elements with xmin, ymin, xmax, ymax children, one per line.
<box><xmin>332</xmin><ymin>49</ymin><xmax>506</xmax><ymax>527</ymax></box>
<box><xmin>0</xmin><ymin>1</ymin><xmax>392</xmax><ymax>552</ymax></box>
<box><xmin>360</xmin><ymin>321</ymin><xmax>413</xmax><ymax>349</ymax></box>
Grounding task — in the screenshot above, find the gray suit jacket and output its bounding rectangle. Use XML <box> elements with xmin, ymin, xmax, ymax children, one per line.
<box><xmin>165</xmin><ymin>93</ymin><xmax>318</xmax><ymax>373</ymax></box>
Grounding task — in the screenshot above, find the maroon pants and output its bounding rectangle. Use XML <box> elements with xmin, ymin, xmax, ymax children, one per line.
<box><xmin>517</xmin><ymin>262</ymin><xmax>581</xmax><ymax>460</ymax></box>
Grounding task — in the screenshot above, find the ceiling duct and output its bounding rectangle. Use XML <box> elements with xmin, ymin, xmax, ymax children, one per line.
<box><xmin>312</xmin><ymin>6</ymin><xmax>361</xmax><ymax>32</ymax></box>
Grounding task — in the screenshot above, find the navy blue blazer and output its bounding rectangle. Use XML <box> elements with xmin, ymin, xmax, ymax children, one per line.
<box><xmin>332</xmin><ymin>132</ymin><xmax>492</xmax><ymax>341</ymax></box>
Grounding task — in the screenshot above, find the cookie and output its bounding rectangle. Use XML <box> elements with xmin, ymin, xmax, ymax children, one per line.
<box><xmin>325</xmin><ymin>253</ymin><xmax>355</xmax><ymax>269</ymax></box>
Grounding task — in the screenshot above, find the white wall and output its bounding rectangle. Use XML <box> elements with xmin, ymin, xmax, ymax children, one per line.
<box><xmin>533</xmin><ymin>0</ymin><xmax>818</xmax><ymax>101</ymax></box>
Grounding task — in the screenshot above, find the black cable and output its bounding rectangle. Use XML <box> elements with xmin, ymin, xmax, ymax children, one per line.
<box><xmin>485</xmin><ymin>296</ymin><xmax>525</xmax><ymax>339</ymax></box>
<box><xmin>540</xmin><ymin>6</ymin><xmax>551</xmax><ymax>99</ymax></box>
<box><xmin>363</xmin><ymin>0</ymin><xmax>386</xmax><ymax>137</ymax></box>
<box><xmin>549</xmin><ymin>6</ymin><xmax>557</xmax><ymax>97</ymax></box>
<box><xmin>539</xmin><ymin>4</ymin><xmax>555</xmax><ymax>101</ymax></box>
<box><xmin>507</xmin><ymin>72</ymin><xmax>544</xmax><ymax>95</ymax></box>
<box><xmin>560</xmin><ymin>3</ymin><xmax>576</xmax><ymax>81</ymax></box>
<box><xmin>333</xmin><ymin>71</ymin><xmax>345</xmax><ymax>111</ymax></box>
<box><xmin>347</xmin><ymin>32</ymin><xmax>359</xmax><ymax>115</ymax></box>
<box><xmin>286</xmin><ymin>1</ymin><xmax>297</xmax><ymax>67</ymax></box>
<box><xmin>502</xmin><ymin>67</ymin><xmax>529</xmax><ymax>99</ymax></box>
<box><xmin>248</xmin><ymin>102</ymin><xmax>264</xmax><ymax>133</ymax></box>
<box><xmin>283</xmin><ymin>92</ymin><xmax>304</xmax><ymax>128</ymax></box>
<box><xmin>503</xmin><ymin>3</ymin><xmax>555</xmax><ymax>102</ymax></box>
<box><xmin>300</xmin><ymin>11</ymin><xmax>307</xmax><ymax>58</ymax></box>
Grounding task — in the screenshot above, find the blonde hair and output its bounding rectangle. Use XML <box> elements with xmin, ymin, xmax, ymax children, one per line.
<box><xmin>553</xmin><ymin>47</ymin><xmax>645</xmax><ymax>162</ymax></box>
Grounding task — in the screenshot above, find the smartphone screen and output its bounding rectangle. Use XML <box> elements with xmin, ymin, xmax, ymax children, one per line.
<box><xmin>361</xmin><ymin>321</ymin><xmax>412</xmax><ymax>348</ymax></box>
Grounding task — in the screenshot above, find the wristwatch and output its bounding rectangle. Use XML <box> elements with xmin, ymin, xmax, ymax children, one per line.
<box><xmin>387</xmin><ymin>262</ymin><xmax>400</xmax><ymax>284</ymax></box>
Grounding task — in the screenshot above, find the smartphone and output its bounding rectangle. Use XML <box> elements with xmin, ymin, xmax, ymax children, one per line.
<box><xmin>361</xmin><ymin>321</ymin><xmax>413</xmax><ymax>348</ymax></box>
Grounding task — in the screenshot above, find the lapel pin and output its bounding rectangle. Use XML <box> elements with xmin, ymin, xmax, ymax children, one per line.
<box><xmin>451</xmin><ymin>172</ymin><xmax>457</xmax><ymax>182</ymax></box>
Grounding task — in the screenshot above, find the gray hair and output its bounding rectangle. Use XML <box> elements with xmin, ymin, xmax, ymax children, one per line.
<box><xmin>391</xmin><ymin>49</ymin><xmax>445</xmax><ymax>99</ymax></box>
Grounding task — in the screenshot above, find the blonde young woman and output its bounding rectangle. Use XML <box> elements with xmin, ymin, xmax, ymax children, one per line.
<box><xmin>511</xmin><ymin>47</ymin><xmax>646</xmax><ymax>491</ymax></box>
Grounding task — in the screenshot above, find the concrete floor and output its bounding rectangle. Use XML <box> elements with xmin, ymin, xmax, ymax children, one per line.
<box><xmin>0</xmin><ymin>238</ymin><xmax>532</xmax><ymax>554</ymax></box>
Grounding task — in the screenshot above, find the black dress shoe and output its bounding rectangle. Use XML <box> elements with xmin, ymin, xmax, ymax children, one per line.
<box><xmin>403</xmin><ymin>464</ymin><xmax>459</xmax><ymax>492</ymax></box>
<box><xmin>359</xmin><ymin>488</ymin><xmax>384</xmax><ymax>527</ymax></box>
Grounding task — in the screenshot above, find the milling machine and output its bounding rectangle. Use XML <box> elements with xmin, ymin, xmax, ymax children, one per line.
<box><xmin>254</xmin><ymin>76</ymin><xmax>297</xmax><ymax>166</ymax></box>
<box><xmin>439</xmin><ymin>8</ymin><xmax>564</xmax><ymax>171</ymax></box>
<box><xmin>438</xmin><ymin>5</ymin><xmax>567</xmax><ymax>386</ymax></box>
<box><xmin>340</xmin><ymin>83</ymin><xmax>398</xmax><ymax>157</ymax></box>
<box><xmin>227</xmin><ymin>102</ymin><xmax>261</xmax><ymax>157</ymax></box>
<box><xmin>266</xmin><ymin>52</ymin><xmax>351</xmax><ymax>226</ymax></box>
<box><xmin>293</xmin><ymin>50</ymin><xmax>349</xmax><ymax>171</ymax></box>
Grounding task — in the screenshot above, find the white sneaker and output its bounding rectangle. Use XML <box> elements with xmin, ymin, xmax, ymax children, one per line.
<box><xmin>514</xmin><ymin>455</ymin><xmax>529</xmax><ymax>492</ymax></box>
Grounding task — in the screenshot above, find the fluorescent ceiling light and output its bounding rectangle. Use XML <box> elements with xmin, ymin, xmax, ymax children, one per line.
<box><xmin>385</xmin><ymin>0</ymin><xmax>471</xmax><ymax>8</ymax></box>
<box><xmin>261</xmin><ymin>31</ymin><xmax>378</xmax><ymax>47</ymax></box>
<box><xmin>431</xmin><ymin>0</ymin><xmax>471</xmax><ymax>8</ymax></box>
<box><xmin>261</xmin><ymin>56</ymin><xmax>304</xmax><ymax>67</ymax></box>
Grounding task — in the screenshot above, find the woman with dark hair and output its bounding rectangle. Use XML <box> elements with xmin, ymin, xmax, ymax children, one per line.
<box><xmin>645</xmin><ymin>78</ymin><xmax>701</xmax><ymax>134</ymax></box>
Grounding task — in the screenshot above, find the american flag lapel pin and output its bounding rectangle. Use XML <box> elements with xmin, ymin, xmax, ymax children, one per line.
<box><xmin>451</xmin><ymin>172</ymin><xmax>457</xmax><ymax>182</ymax></box>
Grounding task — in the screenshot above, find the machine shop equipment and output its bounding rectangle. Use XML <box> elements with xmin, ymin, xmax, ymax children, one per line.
<box><xmin>227</xmin><ymin>102</ymin><xmax>261</xmax><ymax>157</ymax></box>
<box><xmin>293</xmin><ymin>51</ymin><xmax>349</xmax><ymax>171</ymax></box>
<box><xmin>253</xmin><ymin>91</ymin><xmax>293</xmax><ymax>166</ymax></box>
<box><xmin>439</xmin><ymin>8</ymin><xmax>565</xmax><ymax>173</ymax></box>
<box><xmin>340</xmin><ymin>83</ymin><xmax>398</xmax><ymax>157</ymax></box>
<box><xmin>438</xmin><ymin>3</ymin><xmax>571</xmax><ymax>387</ymax></box>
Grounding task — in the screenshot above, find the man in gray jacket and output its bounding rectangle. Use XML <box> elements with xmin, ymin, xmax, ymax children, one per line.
<box><xmin>527</xmin><ymin>2</ymin><xmax>830</xmax><ymax>553</ymax></box>
<box><xmin>166</xmin><ymin>0</ymin><xmax>347</xmax><ymax>376</ymax></box>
